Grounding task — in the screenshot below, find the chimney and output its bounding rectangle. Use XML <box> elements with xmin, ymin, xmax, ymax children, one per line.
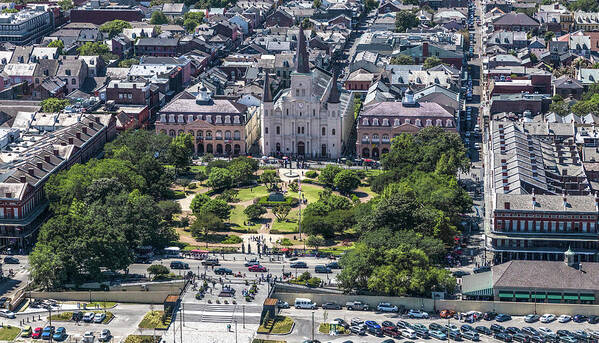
<box><xmin>95</xmin><ymin>117</ymin><xmax>100</xmax><ymax>124</ymax></box>
<box><xmin>422</xmin><ymin>42</ymin><xmax>429</xmax><ymax>58</ymax></box>
<box><xmin>37</xmin><ymin>162</ymin><xmax>43</xmax><ymax>170</ymax></box>
<box><xmin>28</xmin><ymin>168</ymin><xmax>34</xmax><ymax>176</ymax></box>
<box><xmin>88</xmin><ymin>122</ymin><xmax>94</xmax><ymax>129</ymax></box>
<box><xmin>82</xmin><ymin>127</ymin><xmax>87</xmax><ymax>134</ymax></box>
<box><xmin>53</xmin><ymin>149</ymin><xmax>59</xmax><ymax>156</ymax></box>
<box><xmin>76</xmin><ymin>132</ymin><xmax>81</xmax><ymax>140</ymax></box>
<box><xmin>68</xmin><ymin>137</ymin><xmax>73</xmax><ymax>144</ymax></box>
<box><xmin>19</xmin><ymin>176</ymin><xmax>26</xmax><ymax>183</ymax></box>
<box><xmin>5</xmin><ymin>193</ymin><xmax>11</xmax><ymax>198</ymax></box>
<box><xmin>563</xmin><ymin>192</ymin><xmax>568</xmax><ymax>208</ymax></box>
<box><xmin>504</xmin><ymin>202</ymin><xmax>510</xmax><ymax>209</ymax></box>
<box><xmin>45</xmin><ymin>155</ymin><xmax>51</xmax><ymax>163</ymax></box>
<box><xmin>532</xmin><ymin>190</ymin><xmax>536</xmax><ymax>208</ymax></box>
<box><xmin>133</xmin><ymin>83</ymin><xmax>137</xmax><ymax>89</ymax></box>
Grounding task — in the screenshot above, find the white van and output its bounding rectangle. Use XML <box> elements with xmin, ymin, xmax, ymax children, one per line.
<box><xmin>294</xmin><ymin>298</ymin><xmax>317</xmax><ymax>309</ymax></box>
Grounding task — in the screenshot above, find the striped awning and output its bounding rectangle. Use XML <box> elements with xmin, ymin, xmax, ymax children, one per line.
<box><xmin>464</xmin><ymin>288</ymin><xmax>494</xmax><ymax>296</ymax></box>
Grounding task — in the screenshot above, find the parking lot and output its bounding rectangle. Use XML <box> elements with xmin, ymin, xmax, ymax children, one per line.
<box><xmin>270</xmin><ymin>307</ymin><xmax>599</xmax><ymax>343</ymax></box>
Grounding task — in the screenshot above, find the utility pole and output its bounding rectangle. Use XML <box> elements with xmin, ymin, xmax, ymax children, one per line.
<box><xmin>179</xmin><ymin>307</ymin><xmax>183</xmax><ymax>343</ymax></box>
<box><xmin>311</xmin><ymin>311</ymin><xmax>315</xmax><ymax>341</ymax></box>
<box><xmin>48</xmin><ymin>307</ymin><xmax>53</xmax><ymax>343</ymax></box>
<box><xmin>447</xmin><ymin>318</ymin><xmax>451</xmax><ymax>343</ymax></box>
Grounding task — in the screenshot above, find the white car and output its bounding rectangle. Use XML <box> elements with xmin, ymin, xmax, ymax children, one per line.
<box><xmin>538</xmin><ymin>327</ymin><xmax>556</xmax><ymax>338</ymax></box>
<box><xmin>0</xmin><ymin>310</ymin><xmax>15</xmax><ymax>319</ymax></box>
<box><xmin>401</xmin><ymin>329</ymin><xmax>418</xmax><ymax>339</ymax></box>
<box><xmin>408</xmin><ymin>309</ymin><xmax>430</xmax><ymax>319</ymax></box>
<box><xmin>540</xmin><ymin>313</ymin><xmax>556</xmax><ymax>323</ymax></box>
<box><xmin>376</xmin><ymin>302</ymin><xmax>398</xmax><ymax>312</ymax></box>
<box><xmin>82</xmin><ymin>331</ymin><xmax>95</xmax><ymax>343</ymax></box>
<box><xmin>558</xmin><ymin>315</ymin><xmax>572</xmax><ymax>323</ymax></box>
<box><xmin>99</xmin><ymin>329</ymin><xmax>111</xmax><ymax>342</ymax></box>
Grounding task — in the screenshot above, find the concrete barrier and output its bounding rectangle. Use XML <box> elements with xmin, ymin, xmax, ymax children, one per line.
<box><xmin>28</xmin><ymin>291</ymin><xmax>173</xmax><ymax>304</ymax></box>
<box><xmin>273</xmin><ymin>291</ymin><xmax>599</xmax><ymax>316</ymax></box>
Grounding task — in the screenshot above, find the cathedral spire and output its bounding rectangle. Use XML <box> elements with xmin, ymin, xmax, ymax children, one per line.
<box><xmin>263</xmin><ymin>72</ymin><xmax>272</xmax><ymax>102</ymax></box>
<box><xmin>295</xmin><ymin>25</ymin><xmax>310</xmax><ymax>73</ymax></box>
<box><xmin>327</xmin><ymin>70</ymin><xmax>340</xmax><ymax>104</ymax></box>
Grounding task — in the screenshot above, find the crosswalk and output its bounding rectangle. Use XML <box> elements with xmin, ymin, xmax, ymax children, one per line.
<box><xmin>181</xmin><ymin>303</ymin><xmax>263</xmax><ymax>324</ymax></box>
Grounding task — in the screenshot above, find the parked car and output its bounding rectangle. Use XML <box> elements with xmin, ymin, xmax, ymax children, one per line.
<box><xmin>538</xmin><ymin>327</ymin><xmax>557</xmax><ymax>339</ymax></box>
<box><xmin>32</xmin><ymin>327</ymin><xmax>43</xmax><ymax>339</ymax></box>
<box><xmin>377</xmin><ymin>303</ymin><xmax>398</xmax><ymax>312</ymax></box>
<box><xmin>573</xmin><ymin>330</ymin><xmax>590</xmax><ymax>340</ymax></box>
<box><xmin>83</xmin><ymin>331</ymin><xmax>95</xmax><ymax>343</ymax></box>
<box><xmin>170</xmin><ymin>261</ymin><xmax>189</xmax><ymax>269</ymax></box>
<box><xmin>53</xmin><ymin>327</ymin><xmax>67</xmax><ymax>341</ymax></box>
<box><xmin>430</xmin><ymin>323</ymin><xmax>444</xmax><ymax>331</ymax></box>
<box><xmin>365</xmin><ymin>321</ymin><xmax>382</xmax><ymax>336</ymax></box>
<box><xmin>383</xmin><ymin>326</ymin><xmax>401</xmax><ymax>338</ymax></box>
<box><xmin>326</xmin><ymin>261</ymin><xmax>341</xmax><ymax>269</ymax></box>
<box><xmin>214</xmin><ymin>267</ymin><xmax>233</xmax><ymax>275</ymax></box>
<box><xmin>558</xmin><ymin>315</ymin><xmax>571</xmax><ymax>323</ymax></box>
<box><xmin>513</xmin><ymin>333</ymin><xmax>530</xmax><ymax>343</ymax></box>
<box><xmin>495</xmin><ymin>332</ymin><xmax>513</xmax><ymax>342</ymax></box>
<box><xmin>484</xmin><ymin>312</ymin><xmax>497</xmax><ymax>320</ymax></box>
<box><xmin>507</xmin><ymin>327</ymin><xmax>521</xmax><ymax>335</ymax></box>
<box><xmin>525</xmin><ymin>314</ymin><xmax>540</xmax><ymax>323</ymax></box>
<box><xmin>83</xmin><ymin>312</ymin><xmax>95</xmax><ymax>322</ymax></box>
<box><xmin>314</xmin><ymin>265</ymin><xmax>331</xmax><ymax>273</ymax></box>
<box><xmin>589</xmin><ymin>316</ymin><xmax>599</xmax><ymax>324</ymax></box>
<box><xmin>94</xmin><ymin>313</ymin><xmax>106</xmax><ymax>323</ymax></box>
<box><xmin>290</xmin><ymin>261</ymin><xmax>307</xmax><ymax>268</ymax></box>
<box><xmin>3</xmin><ymin>256</ymin><xmax>19</xmax><ymax>264</ymax></box>
<box><xmin>557</xmin><ymin>330</ymin><xmax>573</xmax><ymax>337</ymax></box>
<box><xmin>321</xmin><ymin>302</ymin><xmax>341</xmax><ymax>310</ymax></box>
<box><xmin>408</xmin><ymin>309</ymin><xmax>429</xmax><ymax>318</ymax></box>
<box><xmin>462</xmin><ymin>330</ymin><xmax>480</xmax><ymax>341</ymax></box>
<box><xmin>448</xmin><ymin>330</ymin><xmax>462</xmax><ymax>340</ymax></box>
<box><xmin>496</xmin><ymin>314</ymin><xmax>512</xmax><ymax>322</ymax></box>
<box><xmin>560</xmin><ymin>336</ymin><xmax>577</xmax><ymax>343</ymax></box>
<box><xmin>490</xmin><ymin>324</ymin><xmax>505</xmax><ymax>333</ymax></box>
<box><xmin>201</xmin><ymin>258</ymin><xmax>219</xmax><ymax>266</ymax></box>
<box><xmin>99</xmin><ymin>329</ymin><xmax>111</xmax><ymax>342</ymax></box>
<box><xmin>244</xmin><ymin>258</ymin><xmax>259</xmax><ymax>267</ymax></box>
<box><xmin>430</xmin><ymin>330</ymin><xmax>448</xmax><ymax>340</ymax></box>
<box><xmin>248</xmin><ymin>265</ymin><xmax>267</xmax><ymax>272</ymax></box>
<box><xmin>401</xmin><ymin>329</ymin><xmax>418</xmax><ymax>339</ymax></box>
<box><xmin>573</xmin><ymin>314</ymin><xmax>587</xmax><ymax>323</ymax></box>
<box><xmin>415</xmin><ymin>328</ymin><xmax>430</xmax><ymax>338</ymax></box>
<box><xmin>397</xmin><ymin>320</ymin><xmax>412</xmax><ymax>329</ymax></box>
<box><xmin>461</xmin><ymin>325</ymin><xmax>475</xmax><ymax>333</ymax></box>
<box><xmin>346</xmin><ymin>301</ymin><xmax>369</xmax><ymax>311</ymax></box>
<box><xmin>475</xmin><ymin>326</ymin><xmax>492</xmax><ymax>335</ymax></box>
<box><xmin>473</xmin><ymin>266</ymin><xmax>490</xmax><ymax>273</ymax></box>
<box><xmin>540</xmin><ymin>314</ymin><xmax>556</xmax><ymax>323</ymax></box>
<box><xmin>0</xmin><ymin>310</ymin><xmax>15</xmax><ymax>318</ymax></box>
<box><xmin>21</xmin><ymin>326</ymin><xmax>32</xmax><ymax>338</ymax></box>
<box><xmin>453</xmin><ymin>270</ymin><xmax>470</xmax><ymax>278</ymax></box>
<box><xmin>441</xmin><ymin>309</ymin><xmax>457</xmax><ymax>318</ymax></box>
<box><xmin>350</xmin><ymin>317</ymin><xmax>364</xmax><ymax>327</ymax></box>
<box><xmin>350</xmin><ymin>325</ymin><xmax>365</xmax><ymax>335</ymax></box>
<box><xmin>41</xmin><ymin>326</ymin><xmax>55</xmax><ymax>340</ymax></box>
<box><xmin>412</xmin><ymin>323</ymin><xmax>428</xmax><ymax>332</ymax></box>
<box><xmin>276</xmin><ymin>300</ymin><xmax>289</xmax><ymax>309</ymax></box>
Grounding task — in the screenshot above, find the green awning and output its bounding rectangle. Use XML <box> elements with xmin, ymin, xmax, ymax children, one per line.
<box><xmin>498</xmin><ymin>292</ymin><xmax>513</xmax><ymax>298</ymax></box>
<box><xmin>464</xmin><ymin>288</ymin><xmax>493</xmax><ymax>296</ymax></box>
<box><xmin>532</xmin><ymin>294</ymin><xmax>546</xmax><ymax>299</ymax></box>
<box><xmin>515</xmin><ymin>293</ymin><xmax>530</xmax><ymax>299</ymax></box>
<box><xmin>580</xmin><ymin>295</ymin><xmax>595</xmax><ymax>301</ymax></box>
<box><xmin>563</xmin><ymin>295</ymin><xmax>579</xmax><ymax>300</ymax></box>
<box><xmin>547</xmin><ymin>294</ymin><xmax>562</xmax><ymax>300</ymax></box>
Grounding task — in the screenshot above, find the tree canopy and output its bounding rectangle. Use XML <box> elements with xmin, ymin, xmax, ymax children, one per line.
<box><xmin>41</xmin><ymin>98</ymin><xmax>70</xmax><ymax>112</ymax></box>
<box><xmin>150</xmin><ymin>11</ymin><xmax>169</xmax><ymax>24</ymax></box>
<box><xmin>390</xmin><ymin>54</ymin><xmax>415</xmax><ymax>65</ymax></box>
<box><xmin>99</xmin><ymin>20</ymin><xmax>132</xmax><ymax>38</ymax></box>
<box><xmin>395</xmin><ymin>10</ymin><xmax>419</xmax><ymax>32</ymax></box>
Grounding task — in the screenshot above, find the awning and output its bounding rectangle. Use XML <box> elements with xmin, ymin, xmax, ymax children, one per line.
<box><xmin>580</xmin><ymin>295</ymin><xmax>595</xmax><ymax>301</ymax></box>
<box><xmin>463</xmin><ymin>288</ymin><xmax>493</xmax><ymax>296</ymax></box>
<box><xmin>563</xmin><ymin>295</ymin><xmax>579</xmax><ymax>300</ymax></box>
<box><xmin>515</xmin><ymin>293</ymin><xmax>530</xmax><ymax>299</ymax></box>
<box><xmin>498</xmin><ymin>292</ymin><xmax>513</xmax><ymax>298</ymax></box>
<box><xmin>547</xmin><ymin>294</ymin><xmax>562</xmax><ymax>300</ymax></box>
<box><xmin>532</xmin><ymin>294</ymin><xmax>546</xmax><ymax>299</ymax></box>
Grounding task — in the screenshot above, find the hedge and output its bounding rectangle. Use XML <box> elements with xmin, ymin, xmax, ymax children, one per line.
<box><xmin>256</xmin><ymin>196</ymin><xmax>298</xmax><ymax>207</ymax></box>
<box><xmin>305</xmin><ymin>170</ymin><xmax>318</xmax><ymax>178</ymax></box>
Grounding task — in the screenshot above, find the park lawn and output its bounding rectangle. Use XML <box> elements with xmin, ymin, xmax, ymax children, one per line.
<box><xmin>257</xmin><ymin>316</ymin><xmax>294</xmax><ymax>334</ymax></box>
<box><xmin>270</xmin><ymin>209</ymin><xmax>299</xmax><ymax>234</ymax></box>
<box><xmin>124</xmin><ymin>335</ymin><xmax>161</xmax><ymax>343</ymax></box>
<box><xmin>319</xmin><ymin>244</ymin><xmax>355</xmax><ymax>256</ymax></box>
<box><xmin>229</xmin><ymin>205</ymin><xmax>261</xmax><ymax>232</ymax></box>
<box><xmin>138</xmin><ymin>311</ymin><xmax>170</xmax><ymax>329</ymax></box>
<box><xmin>300</xmin><ymin>184</ymin><xmax>324</xmax><ymax>203</ymax></box>
<box><xmin>236</xmin><ymin>185</ymin><xmax>269</xmax><ymax>201</ymax></box>
<box><xmin>0</xmin><ymin>326</ymin><xmax>20</xmax><ymax>340</ymax></box>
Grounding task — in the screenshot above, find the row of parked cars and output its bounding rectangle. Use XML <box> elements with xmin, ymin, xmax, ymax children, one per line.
<box><xmin>23</xmin><ymin>326</ymin><xmax>112</xmax><ymax>342</ymax></box>
<box><xmin>72</xmin><ymin>311</ymin><xmax>107</xmax><ymax>323</ymax></box>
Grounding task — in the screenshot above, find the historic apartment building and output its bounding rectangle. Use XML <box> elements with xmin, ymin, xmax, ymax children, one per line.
<box><xmin>0</xmin><ymin>8</ymin><xmax>53</xmax><ymax>45</ymax></box>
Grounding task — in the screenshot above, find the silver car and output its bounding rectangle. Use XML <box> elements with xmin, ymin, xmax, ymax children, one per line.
<box><xmin>99</xmin><ymin>329</ymin><xmax>111</xmax><ymax>342</ymax></box>
<box><xmin>94</xmin><ymin>313</ymin><xmax>106</xmax><ymax>323</ymax></box>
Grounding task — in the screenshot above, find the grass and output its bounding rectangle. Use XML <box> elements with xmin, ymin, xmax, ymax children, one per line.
<box><xmin>270</xmin><ymin>209</ymin><xmax>299</xmax><ymax>234</ymax></box>
<box><xmin>319</xmin><ymin>323</ymin><xmax>348</xmax><ymax>334</ymax></box>
<box><xmin>49</xmin><ymin>312</ymin><xmax>73</xmax><ymax>321</ymax></box>
<box><xmin>229</xmin><ymin>205</ymin><xmax>261</xmax><ymax>231</ymax></box>
<box><xmin>236</xmin><ymin>185</ymin><xmax>269</xmax><ymax>201</ymax></box>
<box><xmin>257</xmin><ymin>316</ymin><xmax>294</xmax><ymax>334</ymax></box>
<box><xmin>0</xmin><ymin>326</ymin><xmax>20</xmax><ymax>340</ymax></box>
<box><xmin>138</xmin><ymin>311</ymin><xmax>170</xmax><ymax>329</ymax></box>
<box><xmin>300</xmin><ymin>184</ymin><xmax>325</xmax><ymax>203</ymax></box>
<box><xmin>319</xmin><ymin>244</ymin><xmax>354</xmax><ymax>255</ymax></box>
<box><xmin>86</xmin><ymin>301</ymin><xmax>116</xmax><ymax>308</ymax></box>
<box><xmin>124</xmin><ymin>335</ymin><xmax>162</xmax><ymax>343</ymax></box>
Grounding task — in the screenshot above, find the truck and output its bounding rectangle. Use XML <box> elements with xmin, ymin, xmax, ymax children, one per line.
<box><xmin>346</xmin><ymin>301</ymin><xmax>369</xmax><ymax>311</ymax></box>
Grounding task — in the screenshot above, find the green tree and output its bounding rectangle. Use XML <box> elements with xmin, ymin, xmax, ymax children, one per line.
<box><xmin>207</xmin><ymin>167</ymin><xmax>233</xmax><ymax>190</ymax></box>
<box><xmin>100</xmin><ymin>20</ymin><xmax>132</xmax><ymax>38</ymax></box>
<box><xmin>260</xmin><ymin>170</ymin><xmax>280</xmax><ymax>191</ymax></box>
<box><xmin>40</xmin><ymin>98</ymin><xmax>70</xmax><ymax>112</ymax></box>
<box><xmin>150</xmin><ymin>11</ymin><xmax>169</xmax><ymax>24</ymax></box>
<box><xmin>390</xmin><ymin>54</ymin><xmax>415</xmax><ymax>65</ymax></box>
<box><xmin>305</xmin><ymin>234</ymin><xmax>325</xmax><ymax>250</ymax></box>
<box><xmin>569</xmin><ymin>0</ymin><xmax>599</xmax><ymax>12</ymax></box>
<box><xmin>272</xmin><ymin>204</ymin><xmax>291</xmax><ymax>221</ymax></box>
<box><xmin>395</xmin><ymin>10</ymin><xmax>419</xmax><ymax>32</ymax></box>
<box><xmin>48</xmin><ymin>40</ymin><xmax>64</xmax><ymax>54</ymax></box>
<box><xmin>318</xmin><ymin>165</ymin><xmax>342</xmax><ymax>188</ymax></box>
<box><xmin>550</xmin><ymin>100</ymin><xmax>570</xmax><ymax>116</ymax></box>
<box><xmin>29</xmin><ymin>244</ymin><xmax>65</xmax><ymax>290</ymax></box>
<box><xmin>244</xmin><ymin>204</ymin><xmax>266</xmax><ymax>221</ymax></box>
<box><xmin>190</xmin><ymin>213</ymin><xmax>225</xmax><ymax>239</ymax></box>
<box><xmin>313</xmin><ymin>0</ymin><xmax>321</xmax><ymax>7</ymax></box>
<box><xmin>190</xmin><ymin>193</ymin><xmax>210</xmax><ymax>215</ymax></box>
<box><xmin>147</xmin><ymin>264</ymin><xmax>169</xmax><ymax>277</ymax></box>
<box><xmin>168</xmin><ymin>133</ymin><xmax>194</xmax><ymax>175</ymax></box>
<box><xmin>333</xmin><ymin>170</ymin><xmax>361</xmax><ymax>195</ymax></box>
<box><xmin>184</xmin><ymin>19</ymin><xmax>198</xmax><ymax>33</ymax></box>
<box><xmin>423</xmin><ymin>56</ymin><xmax>443</xmax><ymax>69</ymax></box>
<box><xmin>289</xmin><ymin>180</ymin><xmax>299</xmax><ymax>193</ymax></box>
<box><xmin>544</xmin><ymin>31</ymin><xmax>555</xmax><ymax>42</ymax></box>
<box><xmin>364</xmin><ymin>0</ymin><xmax>378</xmax><ymax>11</ymax></box>
<box><xmin>77</xmin><ymin>42</ymin><xmax>110</xmax><ymax>56</ymax></box>
<box><xmin>118</xmin><ymin>58</ymin><xmax>139</xmax><ymax>68</ymax></box>
<box><xmin>157</xmin><ymin>200</ymin><xmax>181</xmax><ymax>223</ymax></box>
<box><xmin>229</xmin><ymin>157</ymin><xmax>257</xmax><ymax>186</ymax></box>
<box><xmin>58</xmin><ymin>0</ymin><xmax>73</xmax><ymax>10</ymax></box>
<box><xmin>200</xmin><ymin>199</ymin><xmax>231</xmax><ymax>220</ymax></box>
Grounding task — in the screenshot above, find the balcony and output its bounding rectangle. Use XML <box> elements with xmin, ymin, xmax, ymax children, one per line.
<box><xmin>205</xmin><ymin>136</ymin><xmax>213</xmax><ymax>140</ymax></box>
<box><xmin>361</xmin><ymin>140</ymin><xmax>370</xmax><ymax>144</ymax></box>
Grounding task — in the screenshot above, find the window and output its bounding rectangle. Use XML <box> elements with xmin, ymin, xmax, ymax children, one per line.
<box><xmin>332</xmin><ymin>129</ymin><xmax>335</xmax><ymax>135</ymax></box>
<box><xmin>276</xmin><ymin>126</ymin><xmax>280</xmax><ymax>135</ymax></box>
<box><xmin>416</xmin><ymin>119</ymin><xmax>422</xmax><ymax>126</ymax></box>
<box><xmin>265</xmin><ymin>127</ymin><xmax>269</xmax><ymax>134</ymax></box>
<box><xmin>301</xmin><ymin>89</ymin><xmax>305</xmax><ymax>96</ymax></box>
<box><xmin>286</xmin><ymin>109</ymin><xmax>289</xmax><ymax>115</ymax></box>
<box><xmin>301</xmin><ymin>127</ymin><xmax>305</xmax><ymax>134</ymax></box>
<box><xmin>362</xmin><ymin>118</ymin><xmax>369</xmax><ymax>125</ymax></box>
<box><xmin>362</xmin><ymin>134</ymin><xmax>369</xmax><ymax>142</ymax></box>
<box><xmin>372</xmin><ymin>118</ymin><xmax>379</xmax><ymax>126</ymax></box>
<box><xmin>436</xmin><ymin>119</ymin><xmax>442</xmax><ymax>126</ymax></box>
<box><xmin>298</xmin><ymin>126</ymin><xmax>301</xmax><ymax>134</ymax></box>
<box><xmin>382</xmin><ymin>118</ymin><xmax>389</xmax><ymax>126</ymax></box>
<box><xmin>394</xmin><ymin>119</ymin><xmax>400</xmax><ymax>126</ymax></box>
<box><xmin>405</xmin><ymin>118</ymin><xmax>411</xmax><ymax>124</ymax></box>
<box><xmin>372</xmin><ymin>134</ymin><xmax>379</xmax><ymax>141</ymax></box>
<box><xmin>72</xmin><ymin>78</ymin><xmax>76</xmax><ymax>85</ymax></box>
<box><xmin>225</xmin><ymin>131</ymin><xmax>231</xmax><ymax>140</ymax></box>
<box><xmin>322</xmin><ymin>127</ymin><xmax>326</xmax><ymax>136</ymax></box>
<box><xmin>128</xmin><ymin>94</ymin><xmax>132</xmax><ymax>99</ymax></box>
<box><xmin>234</xmin><ymin>130</ymin><xmax>241</xmax><ymax>140</ymax></box>
<box><xmin>313</xmin><ymin>109</ymin><xmax>316</xmax><ymax>116</ymax></box>
<box><xmin>296</xmin><ymin>89</ymin><xmax>300</xmax><ymax>96</ymax></box>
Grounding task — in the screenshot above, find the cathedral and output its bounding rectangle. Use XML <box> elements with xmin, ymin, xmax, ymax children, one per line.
<box><xmin>260</xmin><ymin>26</ymin><xmax>350</xmax><ymax>159</ymax></box>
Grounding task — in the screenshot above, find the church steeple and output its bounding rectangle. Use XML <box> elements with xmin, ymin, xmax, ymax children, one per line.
<box><xmin>294</xmin><ymin>25</ymin><xmax>310</xmax><ymax>74</ymax></box>
<box><xmin>263</xmin><ymin>72</ymin><xmax>272</xmax><ymax>102</ymax></box>
<box><xmin>327</xmin><ymin>70</ymin><xmax>340</xmax><ymax>104</ymax></box>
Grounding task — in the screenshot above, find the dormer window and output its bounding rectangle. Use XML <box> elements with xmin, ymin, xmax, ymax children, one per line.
<box><xmin>394</xmin><ymin>119</ymin><xmax>400</xmax><ymax>126</ymax></box>
<box><xmin>436</xmin><ymin>119</ymin><xmax>442</xmax><ymax>126</ymax></box>
<box><xmin>446</xmin><ymin>119</ymin><xmax>453</xmax><ymax>127</ymax></box>
<box><xmin>416</xmin><ymin>119</ymin><xmax>422</xmax><ymax>126</ymax></box>
<box><xmin>362</xmin><ymin>118</ymin><xmax>369</xmax><ymax>125</ymax></box>
<box><xmin>405</xmin><ymin>119</ymin><xmax>411</xmax><ymax>124</ymax></box>
<box><xmin>382</xmin><ymin>118</ymin><xmax>389</xmax><ymax>126</ymax></box>
<box><xmin>372</xmin><ymin>118</ymin><xmax>379</xmax><ymax>126</ymax></box>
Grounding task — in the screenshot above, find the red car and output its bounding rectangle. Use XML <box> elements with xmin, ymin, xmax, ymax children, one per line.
<box><xmin>32</xmin><ymin>327</ymin><xmax>43</xmax><ymax>339</ymax></box>
<box><xmin>248</xmin><ymin>265</ymin><xmax>267</xmax><ymax>272</ymax></box>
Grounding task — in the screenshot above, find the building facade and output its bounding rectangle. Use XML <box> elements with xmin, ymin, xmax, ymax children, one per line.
<box><xmin>0</xmin><ymin>8</ymin><xmax>53</xmax><ymax>45</ymax></box>
<box><xmin>156</xmin><ymin>89</ymin><xmax>248</xmax><ymax>156</ymax></box>
<box><xmin>260</xmin><ymin>26</ymin><xmax>347</xmax><ymax>159</ymax></box>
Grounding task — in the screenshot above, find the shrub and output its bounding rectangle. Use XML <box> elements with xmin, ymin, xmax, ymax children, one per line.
<box><xmin>306</xmin><ymin>277</ymin><xmax>321</xmax><ymax>288</ymax></box>
<box><xmin>305</xmin><ymin>170</ymin><xmax>318</xmax><ymax>178</ymax></box>
<box><xmin>188</xmin><ymin>183</ymin><xmax>197</xmax><ymax>189</ymax></box>
<box><xmin>166</xmin><ymin>189</ymin><xmax>186</xmax><ymax>199</ymax></box>
<box><xmin>280</xmin><ymin>238</ymin><xmax>293</xmax><ymax>246</ymax></box>
<box><xmin>257</xmin><ymin>196</ymin><xmax>298</xmax><ymax>207</ymax></box>
<box><xmin>221</xmin><ymin>235</ymin><xmax>243</xmax><ymax>244</ymax></box>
